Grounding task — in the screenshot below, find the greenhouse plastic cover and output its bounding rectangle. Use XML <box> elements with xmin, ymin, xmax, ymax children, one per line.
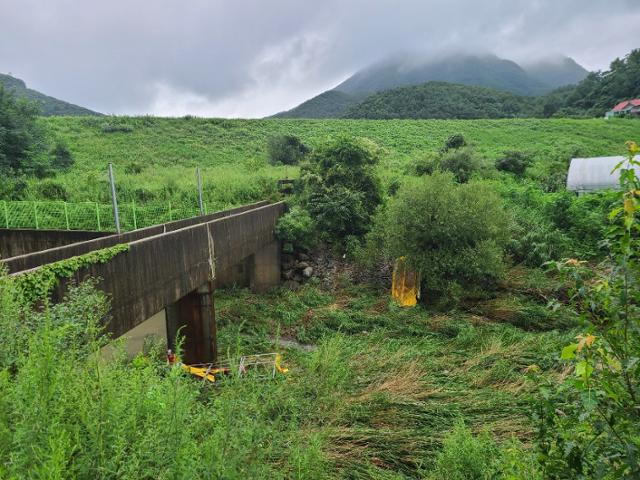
<box><xmin>566</xmin><ymin>156</ymin><xmax>638</xmax><ymax>192</ymax></box>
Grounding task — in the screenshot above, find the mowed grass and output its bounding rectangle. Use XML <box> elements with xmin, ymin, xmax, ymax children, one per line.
<box><xmin>31</xmin><ymin>116</ymin><xmax>639</xmax><ymax>205</ymax></box>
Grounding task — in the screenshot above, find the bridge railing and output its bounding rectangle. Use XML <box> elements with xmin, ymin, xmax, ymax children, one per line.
<box><xmin>0</xmin><ymin>200</ymin><xmax>221</xmax><ymax>232</ymax></box>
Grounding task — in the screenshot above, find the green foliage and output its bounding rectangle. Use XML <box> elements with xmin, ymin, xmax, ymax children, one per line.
<box><xmin>275</xmin><ymin>205</ymin><xmax>316</xmax><ymax>251</ymax></box>
<box><xmin>442</xmin><ymin>133</ymin><xmax>467</xmax><ymax>151</ymax></box>
<box><xmin>344</xmin><ymin>82</ymin><xmax>541</xmax><ymax>120</ymax></box>
<box><xmin>544</xmin><ymin>49</ymin><xmax>640</xmax><ymax>117</ymax></box>
<box><xmin>267</xmin><ymin>134</ymin><xmax>310</xmax><ymax>165</ymax></box>
<box><xmin>536</xmin><ymin>142</ymin><xmax>640</xmax><ymax>478</ymax></box>
<box><xmin>369</xmin><ymin>172</ymin><xmax>510</xmax><ymax>297</ymax></box>
<box><xmin>100</xmin><ymin>120</ymin><xmax>134</xmax><ymax>133</ymax></box>
<box><xmin>429</xmin><ymin>422</ymin><xmax>501</xmax><ymax>479</ymax></box>
<box><xmin>299</xmin><ymin>136</ymin><xmax>382</xmax><ymax>245</ymax></box>
<box><xmin>51</xmin><ymin>139</ymin><xmax>74</xmax><ymax>170</ymax></box>
<box><xmin>495</xmin><ymin>150</ymin><xmax>532</xmax><ymax>176</ymax></box>
<box><xmin>438</xmin><ymin>147</ymin><xmax>484</xmax><ymax>183</ymax></box>
<box><xmin>0</xmin><ymin>85</ymin><xmax>49</xmax><ymax>178</ymax></box>
<box><xmin>14</xmin><ymin>244</ymin><xmax>129</xmax><ymax>304</ymax></box>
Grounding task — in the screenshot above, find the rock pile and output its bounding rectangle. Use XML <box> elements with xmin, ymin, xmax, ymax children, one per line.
<box><xmin>281</xmin><ymin>251</ymin><xmax>315</xmax><ymax>290</ymax></box>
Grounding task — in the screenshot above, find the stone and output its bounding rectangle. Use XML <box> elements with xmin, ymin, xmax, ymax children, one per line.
<box><xmin>282</xmin><ymin>280</ymin><xmax>301</xmax><ymax>291</ymax></box>
<box><xmin>302</xmin><ymin>266</ymin><xmax>314</xmax><ymax>278</ymax></box>
<box><xmin>298</xmin><ymin>252</ymin><xmax>310</xmax><ymax>261</ymax></box>
<box><xmin>296</xmin><ymin>261</ymin><xmax>310</xmax><ymax>269</ymax></box>
<box><xmin>282</xmin><ymin>269</ymin><xmax>295</xmax><ymax>280</ymax></box>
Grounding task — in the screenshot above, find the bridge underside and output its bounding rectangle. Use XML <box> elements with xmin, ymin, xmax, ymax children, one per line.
<box><xmin>2</xmin><ymin>202</ymin><xmax>285</xmax><ymax>363</ymax></box>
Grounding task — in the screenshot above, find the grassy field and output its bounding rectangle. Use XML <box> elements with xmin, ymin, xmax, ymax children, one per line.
<box><xmin>28</xmin><ymin>116</ymin><xmax>639</xmax><ymax>207</ymax></box>
<box><xmin>3</xmin><ymin>116</ymin><xmax>636</xmax><ymax>477</ymax></box>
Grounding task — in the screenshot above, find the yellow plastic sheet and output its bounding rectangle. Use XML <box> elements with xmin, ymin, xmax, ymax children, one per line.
<box><xmin>392</xmin><ymin>257</ymin><xmax>420</xmax><ymax>307</ymax></box>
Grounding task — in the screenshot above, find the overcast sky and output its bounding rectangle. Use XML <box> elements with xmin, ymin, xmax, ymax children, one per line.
<box><xmin>1</xmin><ymin>0</ymin><xmax>638</xmax><ymax>117</ymax></box>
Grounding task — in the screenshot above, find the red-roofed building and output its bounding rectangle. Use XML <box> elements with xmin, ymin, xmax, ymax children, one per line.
<box><xmin>605</xmin><ymin>99</ymin><xmax>640</xmax><ymax>118</ymax></box>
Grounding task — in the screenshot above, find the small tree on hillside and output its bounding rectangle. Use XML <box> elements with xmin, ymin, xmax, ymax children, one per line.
<box><xmin>366</xmin><ymin>172</ymin><xmax>510</xmax><ymax>299</ymax></box>
<box><xmin>277</xmin><ymin>136</ymin><xmax>382</xmax><ymax>251</ymax></box>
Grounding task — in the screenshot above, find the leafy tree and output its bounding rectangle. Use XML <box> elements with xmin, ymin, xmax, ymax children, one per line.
<box><xmin>537</xmin><ymin>142</ymin><xmax>640</xmax><ymax>478</ymax></box>
<box><xmin>0</xmin><ymin>85</ymin><xmax>49</xmax><ymax>178</ymax></box>
<box><xmin>267</xmin><ymin>134</ymin><xmax>310</xmax><ymax>165</ymax></box>
<box><xmin>297</xmin><ymin>136</ymin><xmax>382</xmax><ymax>247</ymax></box>
<box><xmin>368</xmin><ymin>172</ymin><xmax>510</xmax><ymax>297</ymax></box>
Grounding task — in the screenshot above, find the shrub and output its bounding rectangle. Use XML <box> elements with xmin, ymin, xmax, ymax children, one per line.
<box><xmin>125</xmin><ymin>162</ymin><xmax>144</xmax><ymax>174</ymax></box>
<box><xmin>495</xmin><ymin>150</ymin><xmax>532</xmax><ymax>176</ymax></box>
<box><xmin>267</xmin><ymin>134</ymin><xmax>309</xmax><ymax>165</ymax></box>
<box><xmin>369</xmin><ymin>173</ymin><xmax>510</xmax><ymax>297</ymax></box>
<box><xmin>300</xmin><ymin>136</ymin><xmax>382</xmax><ymax>246</ymax></box>
<box><xmin>430</xmin><ymin>422</ymin><xmax>500</xmax><ymax>480</ymax></box>
<box><xmin>101</xmin><ymin>121</ymin><xmax>134</xmax><ymax>133</ymax></box>
<box><xmin>276</xmin><ymin>206</ymin><xmax>316</xmax><ymax>251</ymax></box>
<box><xmin>37</xmin><ymin>179</ymin><xmax>69</xmax><ymax>201</ymax></box>
<box><xmin>50</xmin><ymin>140</ymin><xmax>74</xmax><ymax>170</ymax></box>
<box><xmin>441</xmin><ymin>133</ymin><xmax>466</xmax><ymax>152</ymax></box>
<box><xmin>438</xmin><ymin>147</ymin><xmax>483</xmax><ymax>183</ymax></box>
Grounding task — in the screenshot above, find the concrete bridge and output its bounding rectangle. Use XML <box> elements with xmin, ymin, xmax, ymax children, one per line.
<box><xmin>1</xmin><ymin>201</ymin><xmax>286</xmax><ymax>363</ymax></box>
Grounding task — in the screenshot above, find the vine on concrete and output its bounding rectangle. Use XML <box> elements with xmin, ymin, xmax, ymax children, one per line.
<box><xmin>15</xmin><ymin>244</ymin><xmax>130</xmax><ymax>305</ymax></box>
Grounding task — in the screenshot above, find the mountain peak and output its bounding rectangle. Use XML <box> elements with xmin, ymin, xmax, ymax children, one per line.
<box><xmin>0</xmin><ymin>73</ymin><xmax>99</xmax><ymax>116</ymax></box>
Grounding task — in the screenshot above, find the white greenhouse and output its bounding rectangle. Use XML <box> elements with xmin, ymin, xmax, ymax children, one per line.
<box><xmin>566</xmin><ymin>156</ymin><xmax>638</xmax><ymax>193</ymax></box>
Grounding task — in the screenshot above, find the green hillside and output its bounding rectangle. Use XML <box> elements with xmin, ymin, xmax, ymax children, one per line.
<box><xmin>14</xmin><ymin>116</ymin><xmax>638</xmax><ymax>206</ymax></box>
<box><xmin>342</xmin><ymin>82</ymin><xmax>540</xmax><ymax>119</ymax></box>
<box><xmin>541</xmin><ymin>48</ymin><xmax>640</xmax><ymax>117</ymax></box>
<box><xmin>0</xmin><ymin>73</ymin><xmax>100</xmax><ymax>116</ymax></box>
<box><xmin>275</xmin><ymin>53</ymin><xmax>585</xmax><ymax>118</ymax></box>
<box><xmin>272</xmin><ymin>90</ymin><xmax>362</xmax><ymax>118</ymax></box>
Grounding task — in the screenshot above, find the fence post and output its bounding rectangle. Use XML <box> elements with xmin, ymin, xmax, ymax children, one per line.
<box><xmin>33</xmin><ymin>201</ymin><xmax>39</xmax><ymax>229</ymax></box>
<box><xmin>168</xmin><ymin>201</ymin><xmax>173</xmax><ymax>222</ymax></box>
<box><xmin>64</xmin><ymin>202</ymin><xmax>70</xmax><ymax>230</ymax></box>
<box><xmin>108</xmin><ymin>163</ymin><xmax>121</xmax><ymax>234</ymax></box>
<box><xmin>132</xmin><ymin>199</ymin><xmax>138</xmax><ymax>230</ymax></box>
<box><xmin>196</xmin><ymin>166</ymin><xmax>204</xmax><ymax>216</ymax></box>
<box><xmin>95</xmin><ymin>202</ymin><xmax>101</xmax><ymax>230</ymax></box>
<box><xmin>3</xmin><ymin>201</ymin><xmax>8</xmax><ymax>229</ymax></box>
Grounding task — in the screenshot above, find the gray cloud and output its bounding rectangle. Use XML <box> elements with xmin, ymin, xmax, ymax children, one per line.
<box><xmin>0</xmin><ymin>0</ymin><xmax>638</xmax><ymax>117</ymax></box>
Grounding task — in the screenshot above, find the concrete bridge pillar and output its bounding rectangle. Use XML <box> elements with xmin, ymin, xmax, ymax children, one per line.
<box><xmin>250</xmin><ymin>240</ymin><xmax>281</xmax><ymax>293</ymax></box>
<box><xmin>165</xmin><ymin>281</ymin><xmax>217</xmax><ymax>364</ymax></box>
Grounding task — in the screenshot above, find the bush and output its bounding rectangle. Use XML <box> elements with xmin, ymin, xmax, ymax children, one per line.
<box><xmin>495</xmin><ymin>150</ymin><xmax>532</xmax><ymax>176</ymax></box>
<box><xmin>369</xmin><ymin>172</ymin><xmax>510</xmax><ymax>297</ymax></box>
<box><xmin>438</xmin><ymin>147</ymin><xmax>483</xmax><ymax>183</ymax></box>
<box><xmin>300</xmin><ymin>136</ymin><xmax>382</xmax><ymax>246</ymax></box>
<box><xmin>101</xmin><ymin>121</ymin><xmax>134</xmax><ymax>133</ymax></box>
<box><xmin>50</xmin><ymin>140</ymin><xmax>74</xmax><ymax>170</ymax></box>
<box><xmin>441</xmin><ymin>133</ymin><xmax>466</xmax><ymax>152</ymax></box>
<box><xmin>430</xmin><ymin>422</ymin><xmax>500</xmax><ymax>480</ymax></box>
<box><xmin>37</xmin><ymin>179</ymin><xmax>69</xmax><ymax>201</ymax></box>
<box><xmin>276</xmin><ymin>206</ymin><xmax>316</xmax><ymax>251</ymax></box>
<box><xmin>267</xmin><ymin>134</ymin><xmax>309</xmax><ymax>165</ymax></box>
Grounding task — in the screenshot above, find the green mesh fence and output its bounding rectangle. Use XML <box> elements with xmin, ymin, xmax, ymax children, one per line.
<box><xmin>0</xmin><ymin>200</ymin><xmax>209</xmax><ymax>232</ymax></box>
